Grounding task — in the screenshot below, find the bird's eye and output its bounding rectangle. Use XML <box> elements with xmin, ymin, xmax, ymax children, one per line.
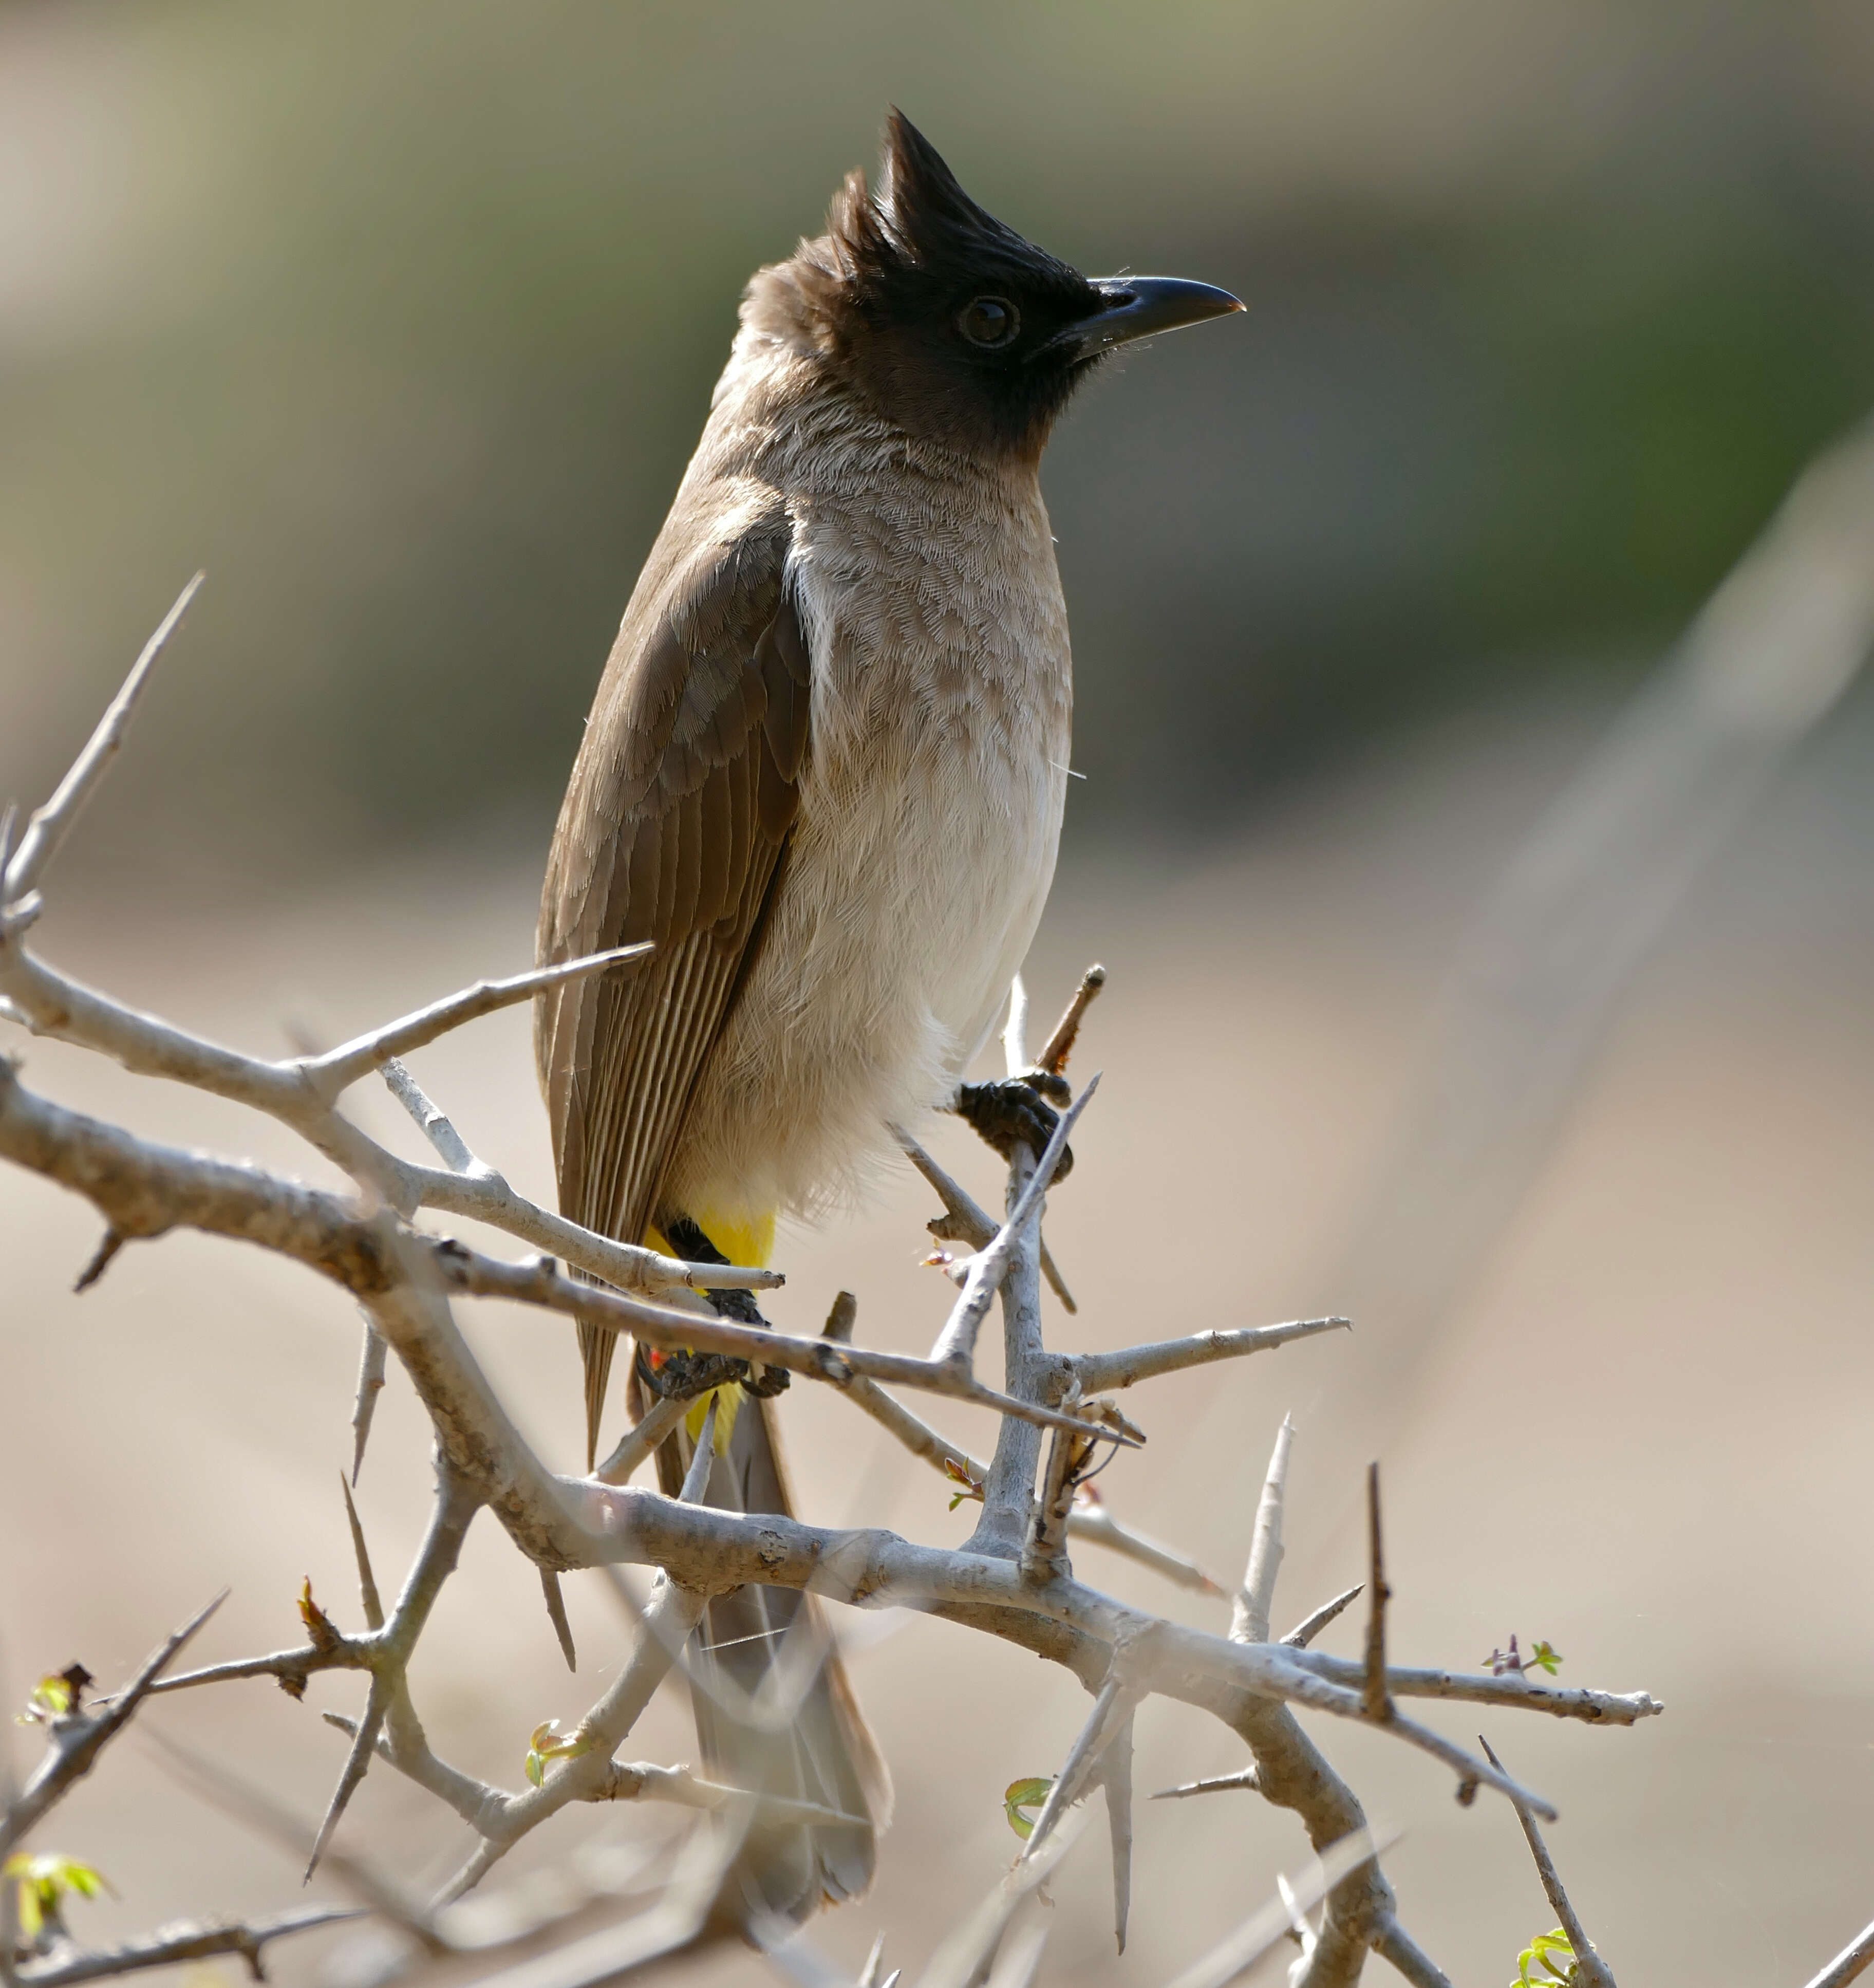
<box><xmin>957</xmin><ymin>296</ymin><xmax>1020</xmax><ymax>348</ymax></box>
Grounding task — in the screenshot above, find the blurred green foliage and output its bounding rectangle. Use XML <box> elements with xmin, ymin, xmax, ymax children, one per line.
<box><xmin>3</xmin><ymin>1</ymin><xmax>1871</xmax><ymax>874</ymax></box>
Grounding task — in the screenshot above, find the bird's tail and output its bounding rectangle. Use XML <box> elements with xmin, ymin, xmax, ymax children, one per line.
<box><xmin>632</xmin><ymin>1211</ymin><xmax>889</xmax><ymax>1928</ymax></box>
<box><xmin>650</xmin><ymin>1385</ymin><xmax>892</xmax><ymax>1926</ymax></box>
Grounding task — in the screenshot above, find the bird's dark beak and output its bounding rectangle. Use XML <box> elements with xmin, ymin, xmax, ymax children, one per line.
<box><xmin>1039</xmin><ymin>275</ymin><xmax>1243</xmax><ymax>361</ymax></box>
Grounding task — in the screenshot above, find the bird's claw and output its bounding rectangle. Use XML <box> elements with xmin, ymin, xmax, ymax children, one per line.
<box><xmin>637</xmin><ymin>1343</ymin><xmax>792</xmax><ymax>1403</ymax></box>
<box><xmin>638</xmin><ymin>1345</ymin><xmax>746</xmax><ymax>1401</ymax></box>
<box><xmin>740</xmin><ymin>1361</ymin><xmax>791</xmax><ymax>1399</ymax></box>
<box><xmin>952</xmin><ymin>1071</ymin><xmax>1075</xmax><ymax>1179</ymax></box>
<box><xmin>644</xmin><ymin>1216</ymin><xmax>792</xmax><ymax>1403</ymax></box>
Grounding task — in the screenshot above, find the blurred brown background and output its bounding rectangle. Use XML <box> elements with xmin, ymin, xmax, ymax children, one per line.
<box><xmin>4</xmin><ymin>2</ymin><xmax>1874</xmax><ymax>1982</ymax></box>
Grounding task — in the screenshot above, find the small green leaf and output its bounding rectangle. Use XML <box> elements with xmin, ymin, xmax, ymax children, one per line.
<box><xmin>1510</xmin><ymin>1928</ymin><xmax>1573</xmax><ymax>1988</ymax></box>
<box><xmin>62</xmin><ymin>1861</ymin><xmax>104</xmax><ymax>1899</ymax></box>
<box><xmin>1003</xmin><ymin>1776</ymin><xmax>1054</xmax><ymax>1840</ymax></box>
<box><xmin>16</xmin><ymin>1666</ymin><xmax>90</xmax><ymax>1726</ymax></box>
<box><xmin>522</xmin><ymin>1718</ymin><xmax>589</xmax><ymax>1788</ymax></box>
<box><xmin>1529</xmin><ymin>1641</ymin><xmax>1562</xmax><ymax>1675</ymax></box>
<box><xmin>5</xmin><ymin>1852</ymin><xmax>114</xmax><ymax>1944</ymax></box>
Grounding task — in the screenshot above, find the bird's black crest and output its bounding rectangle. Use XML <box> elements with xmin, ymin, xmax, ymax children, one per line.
<box><xmin>828</xmin><ymin>111</ymin><xmax>1092</xmax><ymax>331</ymax></box>
<box><xmin>753</xmin><ymin>112</ymin><xmax>1109</xmax><ymax>457</ymax></box>
<box><xmin>873</xmin><ymin>113</ymin><xmax>1052</xmax><ymax>276</ymax></box>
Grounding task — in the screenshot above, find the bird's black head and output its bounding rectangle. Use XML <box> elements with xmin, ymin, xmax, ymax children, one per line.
<box><xmin>752</xmin><ymin>112</ymin><xmax>1241</xmax><ymax>460</ymax></box>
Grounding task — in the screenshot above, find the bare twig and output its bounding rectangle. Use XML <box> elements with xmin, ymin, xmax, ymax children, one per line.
<box><xmin>1362</xmin><ymin>1464</ymin><xmax>1392</xmax><ymax>1725</ymax></box>
<box><xmin>1223</xmin><ymin>1446</ymin><xmax>1393</xmax><ymax>1985</ymax></box>
<box><xmin>1803</xmin><ymin>1920</ymin><xmax>1874</xmax><ymax>1988</ymax></box>
<box><xmin>349</xmin><ymin>1321</ymin><xmax>388</xmax><ymax>1484</ymax></box>
<box><xmin>339</xmin><ymin>1473</ymin><xmax>385</xmax><ymax>1630</ymax></box>
<box><xmin>1368</xmin><ymin>1916</ymin><xmax>1454</xmax><ymax>1988</ymax></box>
<box><xmin>1</xmin><ymin>1591</ymin><xmax>224</xmax><ymax>1854</ymax></box>
<box><xmin>831</xmin><ymin>1355</ymin><xmax>1222</xmax><ymax>1594</ymax></box>
<box><xmin>540</xmin><ymin>1569</ymin><xmax>578</xmax><ymax>1672</ymax></box>
<box><xmin>1022</xmin><ymin>1381</ymin><xmax>1097</xmax><ymax>1583</ymax></box>
<box><xmin>307</xmin><ymin>949</ymin><xmax>653</xmax><ymax>1099</ymax></box>
<box><xmin>1020</xmin><ymin>1668</ymin><xmax>1137</xmax><ymax>1857</ymax></box>
<box><xmin>146</xmin><ymin>1728</ymin><xmax>442</xmax><ymax>1946</ymax></box>
<box><xmin>680</xmin><ymin>1397</ymin><xmax>718</xmax><ymax>1502</ymax></box>
<box><xmin>900</xmin><ymin>1116</ymin><xmax>1079</xmax><ymax>1312</ymax></box>
<box><xmin>1035</xmin><ymin>963</ymin><xmax>1106</xmax><ymax>1077</ymax></box>
<box><xmin>1098</xmin><ymin>1706</ymin><xmax>1135</xmax><ymax>1954</ymax></box>
<box><xmin>984</xmin><ymin>1900</ymin><xmax>1050</xmax><ymax>1988</ymax></box>
<box><xmin>1037</xmin><ymin>1235</ymin><xmax>1076</xmax><ymax>1313</ymax></box>
<box><xmin>433</xmin><ymin>1576</ymin><xmax>717</xmax><ymax>1902</ymax></box>
<box><xmin>1233</xmin><ymin>1415</ymin><xmax>1294</xmax><ymax>1644</ymax></box>
<box><xmin>594</xmin><ymin>1396</ymin><xmax>688</xmax><ymax>1487</ymax></box>
<box><xmin>449</xmin><ymin>1239</ymin><xmax>1127</xmax><ymax>1444</ymax></box>
<box><xmin>1282</xmin><ymin>1585</ymin><xmax>1364</xmax><ymax>1650</ymax></box>
<box><xmin>1161</xmin><ymin>1827</ymin><xmax>1400</xmax><ymax>1988</ymax></box>
<box><xmin>1284</xmin><ymin>1654</ymin><xmax>1659</xmax><ymax>1725</ymax></box>
<box><xmin>305</xmin><ymin>1679</ymin><xmax>387</xmax><ymax>1879</ymax></box>
<box><xmin>71</xmin><ymin>1227</ymin><xmax>124</xmax><ymax>1292</ymax></box>
<box><xmin>444</xmin><ymin>1817</ymin><xmax>743</xmax><ymax>1987</ymax></box>
<box><xmin>916</xmin><ymin>1809</ymin><xmax>1088</xmax><ymax>1988</ymax></box>
<box><xmin>894</xmin><ymin>1129</ymin><xmax>994</xmax><ymax>1250</ymax></box>
<box><xmin>301</xmin><ymin>1466</ymin><xmax>480</xmax><ymax>1878</ymax></box>
<box><xmin>1479</xmin><ymin>1737</ymin><xmax>1615</xmax><ymax>1988</ymax></box>
<box><xmin>0</xmin><ymin>914</ymin><xmax>774</xmax><ymax>1304</ymax></box>
<box><xmin>1059</xmin><ymin>1496</ymin><xmax>1226</xmax><ymax>1598</ymax></box>
<box><xmin>380</xmin><ymin>1054</ymin><xmax>476</xmax><ymax>1171</ymax></box>
<box><xmin>927</xmin><ymin>1074</ymin><xmax>1098</xmax><ymax>1370</ymax></box>
<box><xmin>1151</xmin><ymin>1766</ymin><xmax>1260</xmax><ymax>1800</ymax></box>
<box><xmin>3</xmin><ymin>573</ymin><xmax>203</xmax><ymax>905</ymax></box>
<box><xmin>1075</xmin><ymin>1317</ymin><xmax>1349</xmax><ymax>1395</ymax></box>
<box><xmin>14</xmin><ymin>1906</ymin><xmax>358</xmax><ymax>1987</ymax></box>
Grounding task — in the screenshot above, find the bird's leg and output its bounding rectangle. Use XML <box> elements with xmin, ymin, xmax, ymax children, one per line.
<box><xmin>642</xmin><ymin>1217</ymin><xmax>791</xmax><ymax>1402</ymax></box>
<box><xmin>952</xmin><ymin>1068</ymin><xmax>1075</xmax><ymax>1179</ymax></box>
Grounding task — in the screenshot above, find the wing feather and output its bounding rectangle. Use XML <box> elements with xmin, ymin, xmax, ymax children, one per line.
<box><xmin>536</xmin><ymin>506</ymin><xmax>807</xmax><ymax>1453</ymax></box>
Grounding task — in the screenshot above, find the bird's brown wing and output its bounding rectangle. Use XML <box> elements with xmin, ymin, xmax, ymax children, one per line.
<box><xmin>535</xmin><ymin>502</ymin><xmax>810</xmax><ymax>1461</ymax></box>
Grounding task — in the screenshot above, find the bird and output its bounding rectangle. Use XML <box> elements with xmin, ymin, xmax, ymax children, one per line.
<box><xmin>535</xmin><ymin>110</ymin><xmax>1240</xmax><ymax>1928</ymax></box>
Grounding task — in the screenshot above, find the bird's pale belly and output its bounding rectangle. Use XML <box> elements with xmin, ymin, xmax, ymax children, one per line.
<box><xmin>661</xmin><ymin>685</ymin><xmax>1067</xmax><ymax>1237</ymax></box>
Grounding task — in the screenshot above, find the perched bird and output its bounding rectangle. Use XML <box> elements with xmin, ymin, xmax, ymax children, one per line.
<box><xmin>535</xmin><ymin>111</ymin><xmax>1239</xmax><ymax>1925</ymax></box>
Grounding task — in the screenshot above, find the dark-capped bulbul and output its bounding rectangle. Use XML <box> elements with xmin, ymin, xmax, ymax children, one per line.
<box><xmin>535</xmin><ymin>112</ymin><xmax>1240</xmax><ymax>1925</ymax></box>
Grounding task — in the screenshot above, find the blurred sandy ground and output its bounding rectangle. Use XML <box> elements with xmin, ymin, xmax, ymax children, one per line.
<box><xmin>4</xmin><ymin>683</ymin><xmax>1872</xmax><ymax>1983</ymax></box>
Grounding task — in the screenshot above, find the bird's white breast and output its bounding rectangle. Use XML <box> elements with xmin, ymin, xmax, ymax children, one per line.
<box><xmin>667</xmin><ymin>418</ymin><xmax>1073</xmax><ymax>1229</ymax></box>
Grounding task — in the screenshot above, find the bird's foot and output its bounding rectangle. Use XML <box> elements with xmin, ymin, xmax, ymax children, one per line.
<box><xmin>651</xmin><ymin>1216</ymin><xmax>792</xmax><ymax>1402</ymax></box>
<box><xmin>952</xmin><ymin>1071</ymin><xmax>1074</xmax><ymax>1180</ymax></box>
<box><xmin>640</xmin><ymin>1338</ymin><xmax>790</xmax><ymax>1403</ymax></box>
<box><xmin>638</xmin><ymin>1345</ymin><xmax>747</xmax><ymax>1402</ymax></box>
<box><xmin>739</xmin><ymin>1360</ymin><xmax>791</xmax><ymax>1399</ymax></box>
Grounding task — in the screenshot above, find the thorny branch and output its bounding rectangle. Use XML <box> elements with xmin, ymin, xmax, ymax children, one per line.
<box><xmin>1479</xmin><ymin>1736</ymin><xmax>1617</xmax><ymax>1988</ymax></box>
<box><xmin>15</xmin><ymin>1908</ymin><xmax>359</xmax><ymax>1988</ymax></box>
<box><xmin>1804</xmin><ymin>1921</ymin><xmax>1874</xmax><ymax>1988</ymax></box>
<box><xmin>0</xmin><ymin>1592</ymin><xmax>225</xmax><ymax>1858</ymax></box>
<box><xmin>0</xmin><ymin>584</ymin><xmax>1675</xmax><ymax>1985</ymax></box>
